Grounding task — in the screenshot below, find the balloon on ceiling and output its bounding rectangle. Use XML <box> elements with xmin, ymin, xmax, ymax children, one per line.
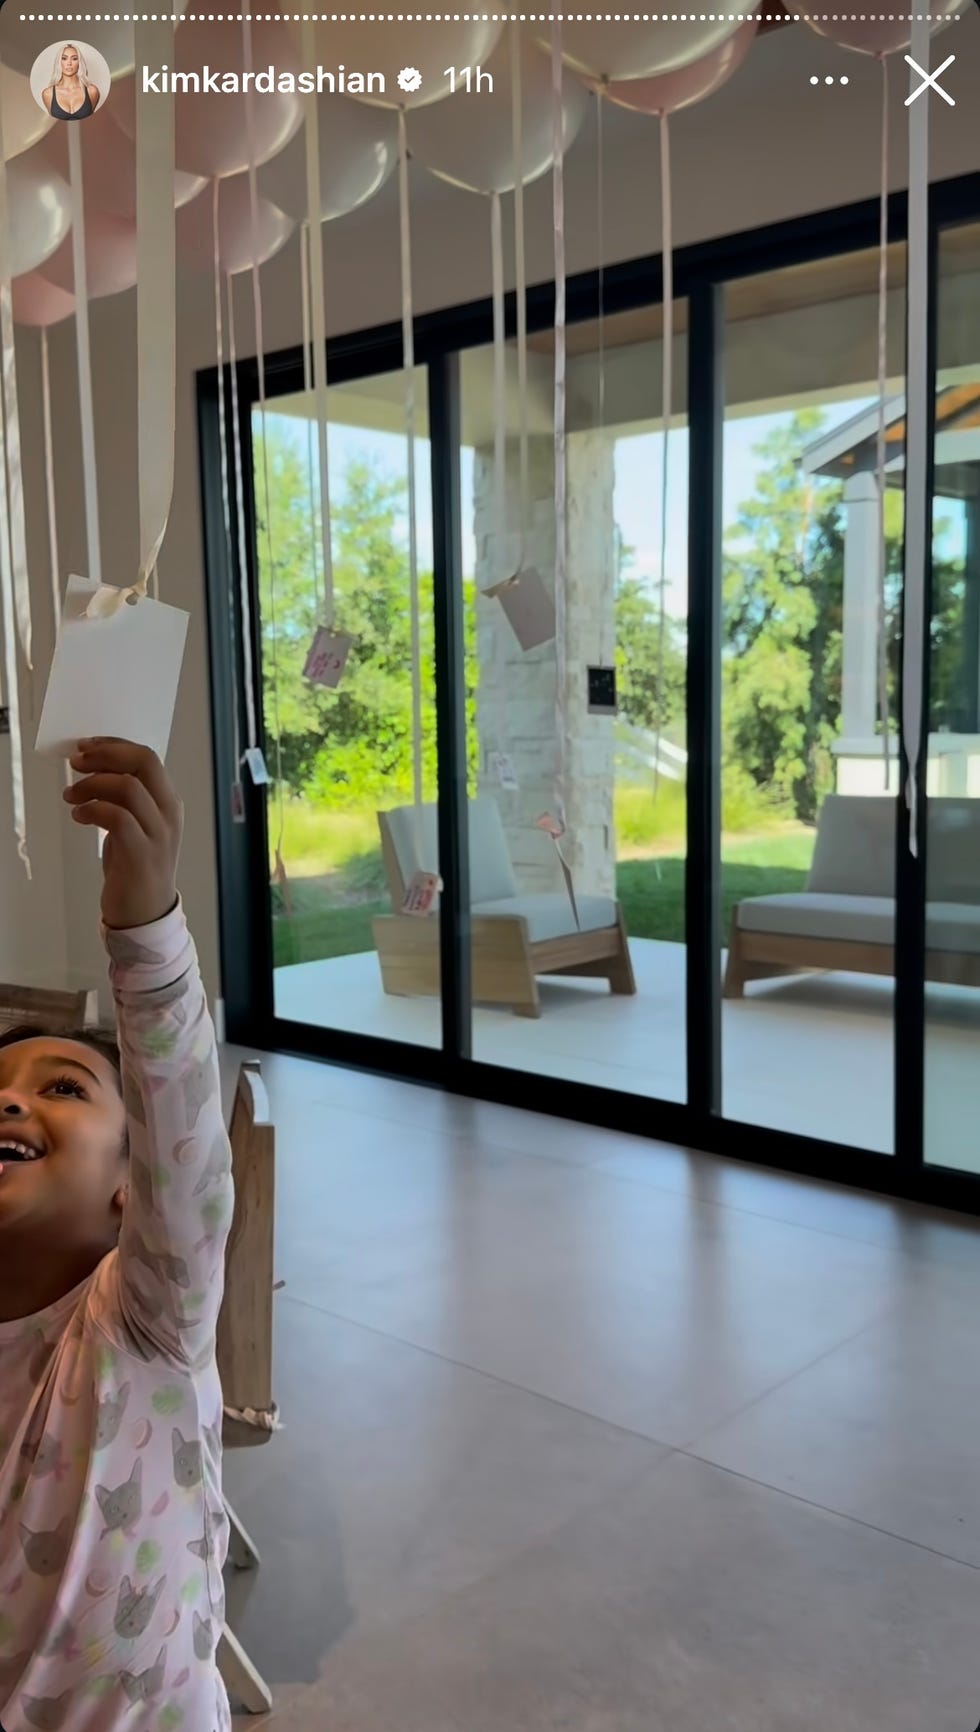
<box><xmin>258</xmin><ymin>93</ymin><xmax>397</xmax><ymax>222</ymax></box>
<box><xmin>11</xmin><ymin>271</ymin><xmax>75</xmax><ymax>328</ymax></box>
<box><xmin>1</xmin><ymin>65</ymin><xmax>53</xmax><ymax>160</ymax></box>
<box><xmin>112</xmin><ymin>17</ymin><xmax>303</xmax><ymax>178</ymax></box>
<box><xmin>6</xmin><ymin>157</ymin><xmax>71</xmax><ymax>277</ymax></box>
<box><xmin>40</xmin><ymin>209</ymin><xmax>138</xmax><ymax>300</ymax></box>
<box><xmin>318</xmin><ymin>18</ymin><xmax>505</xmax><ymax>109</ymax></box>
<box><xmin>36</xmin><ymin>81</ymin><xmax>206</xmax><ymax>218</ymax></box>
<box><xmin>410</xmin><ymin>30</ymin><xmax>589</xmax><ymax>195</ymax></box>
<box><xmin>178</xmin><ymin>176</ymin><xmax>294</xmax><ymax>276</ymax></box>
<box><xmin>600</xmin><ymin>20</ymin><xmax>757</xmax><ymax>116</ymax></box>
<box><xmin>796</xmin><ymin>0</ymin><xmax>970</xmax><ymax>54</ymax></box>
<box><xmin>533</xmin><ymin>17</ymin><xmax>742</xmax><ymax>82</ymax></box>
<box><xmin>0</xmin><ymin>7</ymin><xmax>190</xmax><ymax>81</ymax></box>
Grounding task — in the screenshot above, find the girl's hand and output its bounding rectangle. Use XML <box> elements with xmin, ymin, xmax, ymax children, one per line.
<box><xmin>64</xmin><ymin>737</ymin><xmax>183</xmax><ymax>930</ymax></box>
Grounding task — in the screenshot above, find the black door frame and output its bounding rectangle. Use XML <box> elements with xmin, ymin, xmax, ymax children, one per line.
<box><xmin>200</xmin><ymin>171</ymin><xmax>980</xmax><ymax>1214</ymax></box>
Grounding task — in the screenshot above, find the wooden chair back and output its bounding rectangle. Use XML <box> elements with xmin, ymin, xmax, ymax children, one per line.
<box><xmin>0</xmin><ymin>983</ymin><xmax>98</xmax><ymax>1034</ymax></box>
<box><xmin>217</xmin><ymin>1061</ymin><xmax>277</xmax><ymax>1450</ymax></box>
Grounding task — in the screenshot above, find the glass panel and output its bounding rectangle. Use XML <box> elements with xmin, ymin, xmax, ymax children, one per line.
<box><xmin>460</xmin><ymin>307</ymin><xmax>688</xmax><ymax>1099</ymax></box>
<box><xmin>252</xmin><ymin>371</ymin><xmax>441</xmax><ymax>1044</ymax></box>
<box><xmin>720</xmin><ymin>247</ymin><xmax>907</xmax><ymax>1151</ymax></box>
<box><xmin>925</xmin><ymin>221</ymin><xmax>980</xmax><ymax>1172</ymax></box>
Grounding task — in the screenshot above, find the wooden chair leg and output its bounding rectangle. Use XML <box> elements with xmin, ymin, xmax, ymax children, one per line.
<box><xmin>607</xmin><ymin>909</ymin><xmax>637</xmax><ymax>996</ymax></box>
<box><xmin>218</xmin><ymin>1625</ymin><xmax>273</xmax><ymax>1715</ymax></box>
<box><xmin>723</xmin><ymin>918</ymin><xmax>748</xmax><ymax>999</ymax></box>
<box><xmin>224</xmin><ymin>1497</ymin><xmax>261</xmax><ymax>1572</ymax></box>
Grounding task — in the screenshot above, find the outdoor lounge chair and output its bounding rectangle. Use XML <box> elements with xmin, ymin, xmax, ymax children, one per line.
<box><xmin>372</xmin><ymin>797</ymin><xmax>636</xmax><ymax>1018</ymax></box>
<box><xmin>725</xmin><ymin>793</ymin><xmax>980</xmax><ymax>997</ymax></box>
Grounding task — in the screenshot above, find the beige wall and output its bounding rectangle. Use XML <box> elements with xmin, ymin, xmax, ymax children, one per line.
<box><xmin>6</xmin><ymin>18</ymin><xmax>980</xmax><ymax>1009</ymax></box>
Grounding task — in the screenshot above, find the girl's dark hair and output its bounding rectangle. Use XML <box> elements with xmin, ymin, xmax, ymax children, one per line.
<box><xmin>0</xmin><ymin>1023</ymin><xmax>123</xmax><ymax>1090</ymax></box>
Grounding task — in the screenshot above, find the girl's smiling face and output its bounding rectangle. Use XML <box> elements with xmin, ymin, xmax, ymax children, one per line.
<box><xmin>0</xmin><ymin>1036</ymin><xmax>128</xmax><ymax>1279</ymax></box>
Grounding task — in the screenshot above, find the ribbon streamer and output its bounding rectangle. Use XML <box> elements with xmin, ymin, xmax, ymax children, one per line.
<box><xmin>490</xmin><ymin>188</ymin><xmax>506</xmax><ymax>579</ymax></box>
<box><xmin>212</xmin><ymin>181</ymin><xmax>243</xmax><ymax>785</ymax></box>
<box><xmin>0</xmin><ymin>100</ymin><xmax>32</xmax><ymax>672</ymax></box>
<box><xmin>134</xmin><ymin>17</ymin><xmax>176</xmax><ymax>600</ymax></box>
<box><xmin>551</xmin><ymin>23</ymin><xmax>568</xmax><ymax>831</ymax></box>
<box><xmin>66</xmin><ymin>126</ymin><xmax>101</xmax><ymax>589</ymax></box>
<box><xmin>902</xmin><ymin>16</ymin><xmax>930</xmax><ymax>858</ymax></box>
<box><xmin>300</xmin><ymin>221</ymin><xmax>320</xmax><ymax>607</ymax></box>
<box><xmin>243</xmin><ymin>19</ymin><xmax>288</xmax><ymax>885</ymax></box>
<box><xmin>41</xmin><ymin>329</ymin><xmax>72</xmax><ymax>789</ymax></box>
<box><xmin>596</xmin><ymin>84</ymin><xmax>612</xmax><ymax>672</ymax></box>
<box><xmin>300</xmin><ymin>20</ymin><xmax>334</xmax><ymax>625</ymax></box>
<box><xmin>0</xmin><ymin>384</ymin><xmax>29</xmax><ymax>876</ymax></box>
<box><xmin>511</xmin><ymin>22</ymin><xmax>530</xmax><ymax>567</ymax></box>
<box><xmin>397</xmin><ymin>106</ymin><xmax>423</xmax><ymax>811</ymax></box>
<box><xmin>653</xmin><ymin>111</ymin><xmax>673</xmax><ymax>798</ymax></box>
<box><xmin>874</xmin><ymin>55</ymin><xmax>891</xmax><ymax>784</ymax></box>
<box><xmin>226</xmin><ymin>268</ymin><xmax>258</xmax><ymax>755</ymax></box>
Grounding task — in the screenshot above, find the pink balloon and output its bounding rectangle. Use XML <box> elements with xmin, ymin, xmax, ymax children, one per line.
<box><xmin>601</xmin><ymin>21</ymin><xmax>756</xmax><ymax>117</ymax></box>
<box><xmin>115</xmin><ymin>19</ymin><xmax>302</xmax><ymax>178</ymax></box>
<box><xmin>798</xmin><ymin>0</ymin><xmax>967</xmax><ymax>56</ymax></box>
<box><xmin>177</xmin><ymin>175</ymin><xmax>293</xmax><ymax>277</ymax></box>
<box><xmin>40</xmin><ymin>210</ymin><xmax>137</xmax><ymax>299</ymax></box>
<box><xmin>36</xmin><ymin>82</ymin><xmax>205</xmax><ymax>217</ymax></box>
<box><xmin>12</xmin><ymin>271</ymin><xmax>75</xmax><ymax>328</ymax></box>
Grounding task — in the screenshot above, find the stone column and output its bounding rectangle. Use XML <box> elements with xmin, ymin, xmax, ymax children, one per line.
<box><xmin>472</xmin><ymin>429</ymin><xmax>616</xmax><ymax>898</ymax></box>
<box><xmin>841</xmin><ymin>469</ymin><xmax>881</xmax><ymax>740</ymax></box>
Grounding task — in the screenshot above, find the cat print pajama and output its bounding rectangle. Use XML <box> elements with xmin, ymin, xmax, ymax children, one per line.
<box><xmin>0</xmin><ymin>905</ymin><xmax>234</xmax><ymax>1730</ymax></box>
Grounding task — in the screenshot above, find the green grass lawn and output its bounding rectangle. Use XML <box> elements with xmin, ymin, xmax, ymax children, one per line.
<box><xmin>272</xmin><ymin>828</ymin><xmax>814</xmax><ymax>970</ymax></box>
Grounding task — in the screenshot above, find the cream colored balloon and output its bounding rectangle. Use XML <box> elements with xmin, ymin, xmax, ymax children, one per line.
<box><xmin>531</xmin><ymin>17</ymin><xmax>742</xmax><ymax>81</ymax></box>
<box><xmin>315</xmin><ymin>18</ymin><xmax>504</xmax><ymax>109</ymax></box>
<box><xmin>6</xmin><ymin>159</ymin><xmax>71</xmax><ymax>277</ymax></box>
<box><xmin>2</xmin><ymin>4</ymin><xmax>190</xmax><ymax>80</ymax></box>
<box><xmin>1</xmin><ymin>66</ymin><xmax>53</xmax><ymax>161</ymax></box>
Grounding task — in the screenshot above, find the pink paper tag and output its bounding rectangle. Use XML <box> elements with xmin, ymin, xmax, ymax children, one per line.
<box><xmin>401</xmin><ymin>870</ymin><xmax>442</xmax><ymax>916</ymax></box>
<box><xmin>304</xmin><ymin>626</ymin><xmax>353</xmax><ymax>689</ymax></box>
<box><xmin>536</xmin><ymin>811</ymin><xmax>566</xmax><ymax>840</ymax></box>
<box><xmin>484</xmin><ymin>567</ymin><xmax>556</xmax><ymax>653</ymax></box>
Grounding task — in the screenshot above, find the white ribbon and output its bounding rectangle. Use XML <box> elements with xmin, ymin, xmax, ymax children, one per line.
<box><xmin>511</xmin><ymin>22</ymin><xmax>530</xmax><ymax>567</ymax></box>
<box><xmin>397</xmin><ymin>106</ymin><xmax>423</xmax><ymax>811</ymax></box>
<box><xmin>301</xmin><ymin>19</ymin><xmax>334</xmax><ymax>626</ymax></box>
<box><xmin>596</xmin><ymin>84</ymin><xmax>611</xmax><ymax>670</ymax></box>
<box><xmin>551</xmin><ymin>23</ymin><xmax>567</xmax><ymax>830</ymax></box>
<box><xmin>300</xmin><ymin>221</ymin><xmax>320</xmax><ymax>609</ymax></box>
<box><xmin>66</xmin><ymin>125</ymin><xmax>101</xmax><ymax>589</ymax></box>
<box><xmin>0</xmin><ymin>379</ymin><xmax>29</xmax><ymax>877</ymax></box>
<box><xmin>243</xmin><ymin>20</ymin><xmax>287</xmax><ymax>868</ymax></box>
<box><xmin>226</xmin><ymin>267</ymin><xmax>258</xmax><ymax>755</ymax></box>
<box><xmin>212</xmin><ymin>181</ymin><xmax>243</xmax><ymax>783</ymax></box>
<box><xmin>654</xmin><ymin>111</ymin><xmax>673</xmax><ymax>799</ymax></box>
<box><xmin>902</xmin><ymin>16</ymin><xmax>930</xmax><ymax>858</ymax></box>
<box><xmin>0</xmin><ymin>97</ymin><xmax>32</xmax><ymax>673</ymax></box>
<box><xmin>875</xmin><ymin>55</ymin><xmax>891</xmax><ymax>784</ymax></box>
<box><xmin>490</xmin><ymin>188</ymin><xmax>506</xmax><ymax>580</ymax></box>
<box><xmin>40</xmin><ymin>328</ymin><xmax>72</xmax><ymax>789</ymax></box>
<box><xmin>134</xmin><ymin>17</ymin><xmax>175</xmax><ymax>600</ymax></box>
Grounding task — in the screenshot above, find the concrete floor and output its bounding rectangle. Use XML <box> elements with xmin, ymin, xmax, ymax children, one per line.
<box><xmin>273</xmin><ymin>938</ymin><xmax>980</xmax><ymax>1172</ymax></box>
<box><xmin>219</xmin><ymin>1044</ymin><xmax>980</xmax><ymax>1730</ymax></box>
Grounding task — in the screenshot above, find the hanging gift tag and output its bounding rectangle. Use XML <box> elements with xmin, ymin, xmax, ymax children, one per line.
<box><xmin>536</xmin><ymin>811</ymin><xmax>566</xmax><ymax>840</ymax></box>
<box><xmin>490</xmin><ymin>751</ymin><xmax>519</xmax><ymax>791</ymax></box>
<box><xmin>231</xmin><ymin>780</ymin><xmax>246</xmax><ymax>824</ymax></box>
<box><xmin>484</xmin><ymin>567</ymin><xmax>556</xmax><ymax>653</ymax></box>
<box><xmin>556</xmin><ymin>848</ymin><xmax>580</xmax><ymax>930</ymax></box>
<box><xmin>587</xmin><ymin>665</ymin><xmax>617</xmax><ymax>717</ymax></box>
<box><xmin>401</xmin><ymin>869</ymin><xmax>441</xmax><ymax>917</ymax></box>
<box><xmin>304</xmin><ymin>625</ymin><xmax>353</xmax><ymax>690</ymax></box>
<box><xmin>244</xmin><ymin>746</ymin><xmax>269</xmax><ymax>786</ymax></box>
<box><xmin>35</xmin><ymin>576</ymin><xmax>188</xmax><ymax>761</ymax></box>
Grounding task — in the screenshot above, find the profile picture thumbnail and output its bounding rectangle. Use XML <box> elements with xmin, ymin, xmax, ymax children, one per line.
<box><xmin>30</xmin><ymin>41</ymin><xmax>111</xmax><ymax>122</ymax></box>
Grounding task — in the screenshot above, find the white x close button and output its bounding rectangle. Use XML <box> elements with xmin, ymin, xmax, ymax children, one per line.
<box><xmin>904</xmin><ymin>53</ymin><xmax>956</xmax><ymax>106</ymax></box>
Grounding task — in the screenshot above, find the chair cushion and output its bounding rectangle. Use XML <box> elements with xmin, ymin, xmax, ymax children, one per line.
<box><xmin>736</xmin><ymin>892</ymin><xmax>980</xmax><ymax>954</ymax></box>
<box><xmin>805</xmin><ymin>794</ymin><xmax>980</xmax><ymax>903</ymax></box>
<box><xmin>384</xmin><ymin>798</ymin><xmax>518</xmax><ymax>905</ymax></box>
<box><xmin>473</xmin><ymin>894</ymin><xmax>619</xmax><ymax>944</ymax></box>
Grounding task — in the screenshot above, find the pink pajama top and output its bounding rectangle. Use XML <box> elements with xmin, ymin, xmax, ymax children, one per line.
<box><xmin>0</xmin><ymin>905</ymin><xmax>234</xmax><ymax>1731</ymax></box>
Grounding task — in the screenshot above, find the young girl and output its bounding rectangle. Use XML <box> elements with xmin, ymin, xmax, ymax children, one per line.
<box><xmin>0</xmin><ymin>739</ymin><xmax>233</xmax><ymax>1731</ymax></box>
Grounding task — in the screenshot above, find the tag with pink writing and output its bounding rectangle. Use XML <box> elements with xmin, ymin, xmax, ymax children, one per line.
<box><xmin>304</xmin><ymin>626</ymin><xmax>353</xmax><ymax>689</ymax></box>
<box><xmin>401</xmin><ymin>870</ymin><xmax>442</xmax><ymax>916</ymax></box>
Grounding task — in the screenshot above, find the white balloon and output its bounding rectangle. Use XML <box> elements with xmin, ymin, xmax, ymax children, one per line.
<box><xmin>531</xmin><ymin>18</ymin><xmax>742</xmax><ymax>81</ymax></box>
<box><xmin>36</xmin><ymin>81</ymin><xmax>206</xmax><ymax>218</ymax></box>
<box><xmin>316</xmin><ymin>18</ymin><xmax>504</xmax><ymax>110</ymax></box>
<box><xmin>411</xmin><ymin>33</ymin><xmax>588</xmax><ymax>196</ymax></box>
<box><xmin>41</xmin><ymin>209</ymin><xmax>138</xmax><ymax>298</ymax></box>
<box><xmin>178</xmin><ymin>175</ymin><xmax>294</xmax><ymax>276</ymax></box>
<box><xmin>259</xmin><ymin>95</ymin><xmax>396</xmax><ymax>222</ymax></box>
<box><xmin>6</xmin><ymin>159</ymin><xmax>71</xmax><ymax>277</ymax></box>
<box><xmin>1</xmin><ymin>66</ymin><xmax>53</xmax><ymax>161</ymax></box>
<box><xmin>1</xmin><ymin>7</ymin><xmax>190</xmax><ymax>81</ymax></box>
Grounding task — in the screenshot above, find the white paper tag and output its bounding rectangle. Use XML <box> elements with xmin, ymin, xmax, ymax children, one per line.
<box><xmin>490</xmin><ymin>751</ymin><xmax>519</xmax><ymax>791</ymax></box>
<box><xmin>484</xmin><ymin>567</ymin><xmax>556</xmax><ymax>653</ymax></box>
<box><xmin>35</xmin><ymin>576</ymin><xmax>189</xmax><ymax>761</ymax></box>
<box><xmin>401</xmin><ymin>869</ymin><xmax>441</xmax><ymax>916</ymax></box>
<box><xmin>304</xmin><ymin>625</ymin><xmax>353</xmax><ymax>689</ymax></box>
<box><xmin>244</xmin><ymin>746</ymin><xmax>269</xmax><ymax>785</ymax></box>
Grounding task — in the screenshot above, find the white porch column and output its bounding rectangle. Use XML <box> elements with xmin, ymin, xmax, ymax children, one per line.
<box><xmin>841</xmin><ymin>470</ymin><xmax>881</xmax><ymax>739</ymax></box>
